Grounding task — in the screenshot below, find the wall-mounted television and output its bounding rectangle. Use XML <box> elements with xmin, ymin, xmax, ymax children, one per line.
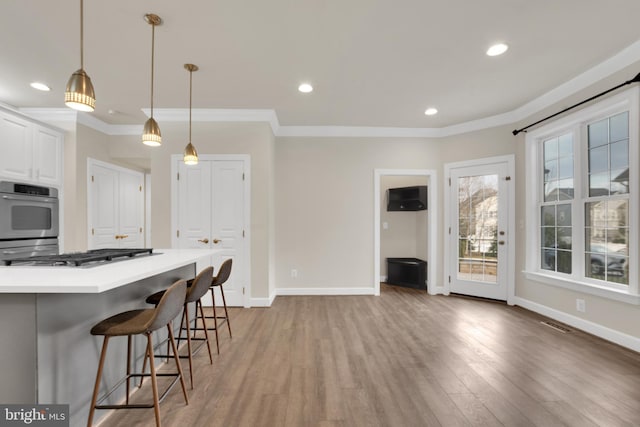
<box><xmin>387</xmin><ymin>185</ymin><xmax>427</xmax><ymax>211</ymax></box>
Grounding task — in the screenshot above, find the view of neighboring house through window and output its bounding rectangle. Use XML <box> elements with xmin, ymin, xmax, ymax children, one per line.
<box><xmin>541</xmin><ymin>133</ymin><xmax>573</xmax><ymax>274</ymax></box>
<box><xmin>458</xmin><ymin>175</ymin><xmax>498</xmax><ymax>283</ymax></box>
<box><xmin>585</xmin><ymin>112</ymin><xmax>629</xmax><ymax>284</ymax></box>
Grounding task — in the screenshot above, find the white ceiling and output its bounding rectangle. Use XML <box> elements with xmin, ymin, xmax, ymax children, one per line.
<box><xmin>2</xmin><ymin>0</ymin><xmax>640</xmax><ymax>130</ymax></box>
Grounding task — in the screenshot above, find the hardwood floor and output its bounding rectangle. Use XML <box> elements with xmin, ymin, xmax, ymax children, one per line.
<box><xmin>99</xmin><ymin>284</ymin><xmax>640</xmax><ymax>427</ymax></box>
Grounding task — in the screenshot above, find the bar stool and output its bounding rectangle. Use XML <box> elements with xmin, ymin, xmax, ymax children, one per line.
<box><xmin>87</xmin><ymin>279</ymin><xmax>189</xmax><ymax>427</ymax></box>
<box><xmin>208</xmin><ymin>258</ymin><xmax>233</xmax><ymax>353</ymax></box>
<box><xmin>143</xmin><ymin>266</ymin><xmax>214</xmax><ymax>389</ymax></box>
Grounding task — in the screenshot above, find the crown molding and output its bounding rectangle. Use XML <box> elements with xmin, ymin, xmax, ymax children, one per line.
<box><xmin>16</xmin><ymin>39</ymin><xmax>640</xmax><ymax>139</ymax></box>
<box><xmin>143</xmin><ymin>108</ymin><xmax>280</xmax><ymax>135</ymax></box>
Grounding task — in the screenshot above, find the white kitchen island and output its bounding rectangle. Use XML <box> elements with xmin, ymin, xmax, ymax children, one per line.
<box><xmin>0</xmin><ymin>249</ymin><xmax>219</xmax><ymax>427</ymax></box>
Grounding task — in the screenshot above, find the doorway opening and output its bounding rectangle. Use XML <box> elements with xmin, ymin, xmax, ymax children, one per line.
<box><xmin>374</xmin><ymin>169</ymin><xmax>438</xmax><ymax>296</ymax></box>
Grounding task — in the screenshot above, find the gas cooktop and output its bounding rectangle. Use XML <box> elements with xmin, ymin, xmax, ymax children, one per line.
<box><xmin>3</xmin><ymin>248</ymin><xmax>154</xmax><ymax>267</ymax></box>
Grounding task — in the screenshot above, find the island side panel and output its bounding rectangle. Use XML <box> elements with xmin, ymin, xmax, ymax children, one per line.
<box><xmin>0</xmin><ymin>294</ymin><xmax>37</xmax><ymax>403</ymax></box>
<box><xmin>36</xmin><ymin>264</ymin><xmax>195</xmax><ymax>427</ymax></box>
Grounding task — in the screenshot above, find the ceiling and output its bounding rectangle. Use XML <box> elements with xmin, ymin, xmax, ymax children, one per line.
<box><xmin>2</xmin><ymin>0</ymin><xmax>640</xmax><ymax>130</ymax></box>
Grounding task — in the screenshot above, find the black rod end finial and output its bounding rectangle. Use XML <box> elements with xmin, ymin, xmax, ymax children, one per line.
<box><xmin>512</xmin><ymin>129</ymin><xmax>520</xmax><ymax>136</ymax></box>
<box><xmin>630</xmin><ymin>72</ymin><xmax>640</xmax><ymax>84</ymax></box>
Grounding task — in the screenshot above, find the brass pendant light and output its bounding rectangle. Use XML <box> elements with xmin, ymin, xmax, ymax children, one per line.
<box><xmin>142</xmin><ymin>14</ymin><xmax>162</xmax><ymax>146</ymax></box>
<box><xmin>183</xmin><ymin>64</ymin><xmax>199</xmax><ymax>165</ymax></box>
<box><xmin>65</xmin><ymin>0</ymin><xmax>96</xmax><ymax>112</ymax></box>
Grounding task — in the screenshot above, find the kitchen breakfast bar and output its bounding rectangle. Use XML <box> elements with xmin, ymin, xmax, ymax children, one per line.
<box><xmin>0</xmin><ymin>248</ymin><xmax>219</xmax><ymax>427</ymax></box>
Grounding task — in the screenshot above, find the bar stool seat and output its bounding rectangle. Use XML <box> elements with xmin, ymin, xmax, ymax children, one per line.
<box><xmin>87</xmin><ymin>279</ymin><xmax>189</xmax><ymax>427</ymax></box>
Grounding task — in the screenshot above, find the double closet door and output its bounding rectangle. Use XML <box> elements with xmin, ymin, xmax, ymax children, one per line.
<box><xmin>175</xmin><ymin>157</ymin><xmax>247</xmax><ymax>307</ymax></box>
<box><xmin>89</xmin><ymin>159</ymin><xmax>144</xmax><ymax>249</ymax></box>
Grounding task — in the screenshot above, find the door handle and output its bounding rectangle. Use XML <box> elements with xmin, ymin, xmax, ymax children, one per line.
<box><xmin>213</xmin><ymin>239</ymin><xmax>221</xmax><ymax>244</ymax></box>
<box><xmin>198</xmin><ymin>238</ymin><xmax>209</xmax><ymax>244</ymax></box>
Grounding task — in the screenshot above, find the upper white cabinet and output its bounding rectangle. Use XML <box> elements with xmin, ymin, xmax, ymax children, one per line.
<box><xmin>0</xmin><ymin>109</ymin><xmax>63</xmax><ymax>186</ymax></box>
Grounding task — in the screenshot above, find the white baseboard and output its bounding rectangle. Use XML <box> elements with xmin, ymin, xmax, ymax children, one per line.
<box><xmin>513</xmin><ymin>296</ymin><xmax>640</xmax><ymax>352</ymax></box>
<box><xmin>276</xmin><ymin>287</ymin><xmax>376</xmax><ymax>296</ymax></box>
<box><xmin>249</xmin><ymin>292</ymin><xmax>277</xmax><ymax>307</ymax></box>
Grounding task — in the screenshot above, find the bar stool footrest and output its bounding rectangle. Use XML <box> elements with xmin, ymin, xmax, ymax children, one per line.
<box><xmin>95</xmin><ymin>372</ymin><xmax>181</xmax><ymax>409</ymax></box>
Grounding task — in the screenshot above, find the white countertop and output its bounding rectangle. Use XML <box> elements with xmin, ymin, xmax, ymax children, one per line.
<box><xmin>0</xmin><ymin>249</ymin><xmax>219</xmax><ymax>293</ymax></box>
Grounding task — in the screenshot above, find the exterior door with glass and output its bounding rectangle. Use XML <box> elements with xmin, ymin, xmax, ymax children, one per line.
<box><xmin>448</xmin><ymin>159</ymin><xmax>511</xmax><ymax>300</ymax></box>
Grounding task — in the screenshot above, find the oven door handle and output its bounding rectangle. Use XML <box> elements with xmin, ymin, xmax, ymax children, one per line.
<box><xmin>2</xmin><ymin>195</ymin><xmax>56</xmax><ymax>203</ymax></box>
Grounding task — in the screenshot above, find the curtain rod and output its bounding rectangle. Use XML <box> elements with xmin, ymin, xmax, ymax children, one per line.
<box><xmin>512</xmin><ymin>72</ymin><xmax>640</xmax><ymax>136</ymax></box>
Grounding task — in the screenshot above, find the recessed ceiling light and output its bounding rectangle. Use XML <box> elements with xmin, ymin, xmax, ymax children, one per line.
<box><xmin>298</xmin><ymin>83</ymin><xmax>313</xmax><ymax>93</ymax></box>
<box><xmin>424</xmin><ymin>107</ymin><xmax>438</xmax><ymax>116</ymax></box>
<box><xmin>30</xmin><ymin>82</ymin><xmax>51</xmax><ymax>91</ymax></box>
<box><xmin>486</xmin><ymin>43</ymin><xmax>508</xmax><ymax>57</ymax></box>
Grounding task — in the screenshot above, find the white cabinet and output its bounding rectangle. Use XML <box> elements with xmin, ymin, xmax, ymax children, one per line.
<box><xmin>88</xmin><ymin>159</ymin><xmax>144</xmax><ymax>249</ymax></box>
<box><xmin>0</xmin><ymin>109</ymin><xmax>63</xmax><ymax>186</ymax></box>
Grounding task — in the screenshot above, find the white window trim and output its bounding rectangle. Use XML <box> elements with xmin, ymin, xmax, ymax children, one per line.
<box><xmin>525</xmin><ymin>87</ymin><xmax>640</xmax><ymax>305</ymax></box>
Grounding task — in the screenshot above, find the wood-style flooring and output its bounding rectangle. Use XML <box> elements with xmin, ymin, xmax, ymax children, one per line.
<box><xmin>98</xmin><ymin>284</ymin><xmax>640</xmax><ymax>427</ymax></box>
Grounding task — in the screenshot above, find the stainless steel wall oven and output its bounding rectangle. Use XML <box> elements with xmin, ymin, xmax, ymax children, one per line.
<box><xmin>0</xmin><ymin>181</ymin><xmax>59</xmax><ymax>260</ymax></box>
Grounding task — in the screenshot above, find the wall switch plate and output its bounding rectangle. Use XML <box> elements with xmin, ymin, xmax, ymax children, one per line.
<box><xmin>382</xmin><ymin>221</ymin><xmax>389</xmax><ymax>230</ymax></box>
<box><xmin>291</xmin><ymin>269</ymin><xmax>298</xmax><ymax>278</ymax></box>
<box><xmin>576</xmin><ymin>299</ymin><xmax>586</xmax><ymax>313</ymax></box>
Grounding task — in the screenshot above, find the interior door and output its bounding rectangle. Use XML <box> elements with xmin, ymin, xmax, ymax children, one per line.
<box><xmin>449</xmin><ymin>161</ymin><xmax>510</xmax><ymax>300</ymax></box>
<box><xmin>176</xmin><ymin>159</ymin><xmax>246</xmax><ymax>306</ymax></box>
<box><xmin>89</xmin><ymin>160</ymin><xmax>144</xmax><ymax>249</ymax></box>
<box><xmin>210</xmin><ymin>160</ymin><xmax>245</xmax><ymax>307</ymax></box>
<box><xmin>90</xmin><ymin>164</ymin><xmax>118</xmax><ymax>249</ymax></box>
<box><xmin>117</xmin><ymin>170</ymin><xmax>144</xmax><ymax>248</ymax></box>
<box><xmin>177</xmin><ymin>161</ymin><xmax>212</xmax><ymax>249</ymax></box>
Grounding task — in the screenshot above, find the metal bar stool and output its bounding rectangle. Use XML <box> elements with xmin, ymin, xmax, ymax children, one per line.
<box><xmin>87</xmin><ymin>279</ymin><xmax>189</xmax><ymax>427</ymax></box>
<box><xmin>193</xmin><ymin>258</ymin><xmax>233</xmax><ymax>354</ymax></box>
<box><xmin>143</xmin><ymin>266</ymin><xmax>214</xmax><ymax>389</ymax></box>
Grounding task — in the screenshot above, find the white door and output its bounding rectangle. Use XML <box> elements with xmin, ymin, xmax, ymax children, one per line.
<box><xmin>90</xmin><ymin>164</ymin><xmax>119</xmax><ymax>249</ymax></box>
<box><xmin>89</xmin><ymin>160</ymin><xmax>144</xmax><ymax>249</ymax></box>
<box><xmin>176</xmin><ymin>159</ymin><xmax>246</xmax><ymax>307</ymax></box>
<box><xmin>117</xmin><ymin>170</ymin><xmax>144</xmax><ymax>248</ymax></box>
<box><xmin>448</xmin><ymin>160</ymin><xmax>511</xmax><ymax>300</ymax></box>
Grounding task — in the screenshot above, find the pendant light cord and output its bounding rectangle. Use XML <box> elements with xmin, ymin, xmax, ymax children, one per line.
<box><xmin>80</xmin><ymin>0</ymin><xmax>84</xmax><ymax>70</ymax></box>
<box><xmin>150</xmin><ymin>22</ymin><xmax>155</xmax><ymax>118</ymax></box>
<box><xmin>189</xmin><ymin>69</ymin><xmax>193</xmax><ymax>143</ymax></box>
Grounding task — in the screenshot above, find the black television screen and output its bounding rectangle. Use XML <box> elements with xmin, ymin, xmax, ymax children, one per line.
<box><xmin>387</xmin><ymin>185</ymin><xmax>427</xmax><ymax>211</ymax></box>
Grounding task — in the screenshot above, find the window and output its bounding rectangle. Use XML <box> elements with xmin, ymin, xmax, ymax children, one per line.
<box><xmin>525</xmin><ymin>88</ymin><xmax>638</xmax><ymax>303</ymax></box>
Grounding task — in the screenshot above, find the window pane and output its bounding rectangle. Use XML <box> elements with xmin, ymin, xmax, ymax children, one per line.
<box><xmin>557</xmin><ymin>204</ymin><xmax>571</xmax><ymax>226</ymax></box>
<box><xmin>557</xmin><ymin>250</ymin><xmax>572</xmax><ymax>274</ymax></box>
<box><xmin>584</xmin><ymin>200</ymin><xmax>629</xmax><ymax>285</ymax></box>
<box><xmin>542</xmin><ymin>227</ymin><xmax>556</xmax><ymax>248</ymax></box>
<box><xmin>610</xmin><ymin>169</ymin><xmax>629</xmax><ymax>195</ymax></box>
<box><xmin>610</xmin><ymin>140</ymin><xmax>628</xmax><ymax>170</ymax></box>
<box><xmin>557</xmin><ymin>179</ymin><xmax>574</xmax><ymax>200</ymax></box>
<box><xmin>544</xmin><ymin>160</ymin><xmax>558</xmax><ymax>181</ymax></box>
<box><xmin>544</xmin><ymin>137</ymin><xmax>558</xmax><ymax>160</ymax></box>
<box><xmin>558</xmin><ymin>134</ymin><xmax>572</xmax><ymax>156</ymax></box>
<box><xmin>589</xmin><ymin>146</ymin><xmax>609</xmax><ymax>173</ymax></box>
<box><xmin>588</xmin><ymin>119</ymin><xmax>608</xmax><ymax>148</ymax></box>
<box><xmin>609</xmin><ymin>111</ymin><xmax>628</xmax><ymax>142</ymax></box>
<box><xmin>558</xmin><ymin>227</ymin><xmax>572</xmax><ymax>249</ymax></box>
<box><xmin>541</xmin><ymin>206</ymin><xmax>555</xmax><ymax>226</ymax></box>
<box><xmin>542</xmin><ymin>249</ymin><xmax>555</xmax><ymax>271</ymax></box>
<box><xmin>558</xmin><ymin>156</ymin><xmax>573</xmax><ymax>180</ymax></box>
<box><xmin>589</xmin><ymin>172</ymin><xmax>609</xmax><ymax>197</ymax></box>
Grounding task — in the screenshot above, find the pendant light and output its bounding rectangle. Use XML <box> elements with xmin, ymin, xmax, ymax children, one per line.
<box><xmin>183</xmin><ymin>64</ymin><xmax>199</xmax><ymax>165</ymax></box>
<box><xmin>65</xmin><ymin>0</ymin><xmax>95</xmax><ymax>112</ymax></box>
<box><xmin>142</xmin><ymin>14</ymin><xmax>162</xmax><ymax>146</ymax></box>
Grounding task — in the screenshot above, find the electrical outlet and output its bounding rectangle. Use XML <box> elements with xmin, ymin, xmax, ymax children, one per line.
<box><xmin>291</xmin><ymin>269</ymin><xmax>298</xmax><ymax>278</ymax></box>
<box><xmin>576</xmin><ymin>299</ymin><xmax>586</xmax><ymax>313</ymax></box>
